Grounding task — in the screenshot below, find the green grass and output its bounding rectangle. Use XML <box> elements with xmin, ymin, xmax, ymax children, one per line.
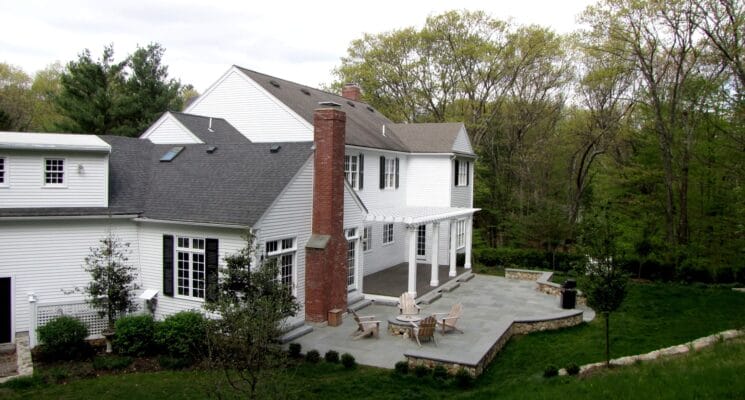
<box><xmin>2</xmin><ymin>282</ymin><xmax>744</xmax><ymax>399</ymax></box>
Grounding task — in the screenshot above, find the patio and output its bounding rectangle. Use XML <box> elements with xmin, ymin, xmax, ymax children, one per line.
<box><xmin>292</xmin><ymin>274</ymin><xmax>594</xmax><ymax>375</ymax></box>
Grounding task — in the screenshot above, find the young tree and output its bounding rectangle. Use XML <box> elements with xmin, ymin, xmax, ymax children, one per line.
<box><xmin>578</xmin><ymin>205</ymin><xmax>628</xmax><ymax>366</ymax></box>
<box><xmin>204</xmin><ymin>232</ymin><xmax>299</xmax><ymax>400</ymax></box>
<box><xmin>82</xmin><ymin>233</ymin><xmax>140</xmax><ymax>331</ymax></box>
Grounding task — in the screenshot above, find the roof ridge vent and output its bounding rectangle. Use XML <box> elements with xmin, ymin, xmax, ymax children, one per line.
<box><xmin>366</xmin><ymin>105</ymin><xmax>374</xmax><ymax>112</ymax></box>
<box><xmin>270</xmin><ymin>144</ymin><xmax>282</xmax><ymax>153</ymax></box>
<box><xmin>206</xmin><ymin>146</ymin><xmax>217</xmax><ymax>154</ymax></box>
<box><xmin>269</xmin><ymin>80</ymin><xmax>280</xmax><ymax>88</ymax></box>
<box><xmin>318</xmin><ymin>101</ymin><xmax>341</xmax><ymax>108</ymax></box>
<box><xmin>346</xmin><ymin>100</ymin><xmax>356</xmax><ymax>107</ymax></box>
<box><xmin>300</xmin><ymin>88</ymin><xmax>311</xmax><ymax>96</ymax></box>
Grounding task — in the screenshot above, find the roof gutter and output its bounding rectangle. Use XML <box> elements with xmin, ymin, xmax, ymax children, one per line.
<box><xmin>134</xmin><ymin>217</ymin><xmax>251</xmax><ymax>230</ymax></box>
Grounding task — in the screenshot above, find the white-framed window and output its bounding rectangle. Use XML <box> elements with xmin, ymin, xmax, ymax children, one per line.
<box><xmin>456</xmin><ymin>160</ymin><xmax>470</xmax><ymax>187</ymax></box>
<box><xmin>176</xmin><ymin>237</ymin><xmax>206</xmax><ymax>299</ymax></box>
<box><xmin>266</xmin><ymin>237</ymin><xmax>296</xmax><ymax>289</ymax></box>
<box><xmin>345</xmin><ymin>155</ymin><xmax>359</xmax><ymax>189</ymax></box>
<box><xmin>44</xmin><ymin>158</ymin><xmax>65</xmax><ymax>185</ymax></box>
<box><xmin>382</xmin><ymin>223</ymin><xmax>394</xmax><ymax>245</ymax></box>
<box><xmin>384</xmin><ymin>158</ymin><xmax>396</xmax><ymax>189</ymax></box>
<box><xmin>362</xmin><ymin>226</ymin><xmax>372</xmax><ymax>252</ymax></box>
<box><xmin>0</xmin><ymin>157</ymin><xmax>6</xmax><ymax>186</ymax></box>
<box><xmin>456</xmin><ymin>219</ymin><xmax>466</xmax><ymax>249</ymax></box>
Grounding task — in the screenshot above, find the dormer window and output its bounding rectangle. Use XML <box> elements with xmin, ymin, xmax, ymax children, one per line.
<box><xmin>44</xmin><ymin>158</ymin><xmax>65</xmax><ymax>186</ymax></box>
<box><xmin>454</xmin><ymin>159</ymin><xmax>470</xmax><ymax>187</ymax></box>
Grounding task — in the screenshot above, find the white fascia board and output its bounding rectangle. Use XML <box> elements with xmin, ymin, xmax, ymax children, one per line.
<box><xmin>0</xmin><ymin>214</ymin><xmax>138</xmax><ymax>221</ymax></box>
<box><xmin>252</xmin><ymin>154</ymin><xmax>314</xmax><ymax>229</ymax></box>
<box><xmin>134</xmin><ymin>217</ymin><xmax>251</xmax><ymax>230</ymax></box>
<box><xmin>344</xmin><ymin>179</ymin><xmax>369</xmax><ymax>215</ymax></box>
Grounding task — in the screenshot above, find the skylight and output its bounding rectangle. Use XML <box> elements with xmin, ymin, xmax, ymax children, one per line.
<box><xmin>160</xmin><ymin>146</ymin><xmax>184</xmax><ymax>162</ymax></box>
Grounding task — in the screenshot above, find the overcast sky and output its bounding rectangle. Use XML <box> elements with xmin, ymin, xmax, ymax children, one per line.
<box><xmin>1</xmin><ymin>0</ymin><xmax>595</xmax><ymax>92</ymax></box>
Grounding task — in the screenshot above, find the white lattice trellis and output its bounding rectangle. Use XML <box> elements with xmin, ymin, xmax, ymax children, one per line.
<box><xmin>36</xmin><ymin>301</ymin><xmax>108</xmax><ymax>337</ymax></box>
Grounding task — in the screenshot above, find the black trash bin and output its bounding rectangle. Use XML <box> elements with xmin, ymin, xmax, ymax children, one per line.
<box><xmin>561</xmin><ymin>279</ymin><xmax>577</xmax><ymax>309</ymax></box>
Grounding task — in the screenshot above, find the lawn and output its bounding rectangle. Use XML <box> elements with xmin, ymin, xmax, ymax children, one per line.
<box><xmin>2</xmin><ymin>282</ymin><xmax>744</xmax><ymax>399</ymax></box>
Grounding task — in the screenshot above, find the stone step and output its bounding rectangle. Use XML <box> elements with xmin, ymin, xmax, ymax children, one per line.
<box><xmin>347</xmin><ymin>291</ymin><xmax>365</xmax><ymax>307</ymax></box>
<box><xmin>457</xmin><ymin>271</ymin><xmax>475</xmax><ymax>282</ymax></box>
<box><xmin>417</xmin><ymin>291</ymin><xmax>442</xmax><ymax>305</ymax></box>
<box><xmin>348</xmin><ymin>298</ymin><xmax>373</xmax><ymax>312</ymax></box>
<box><xmin>279</xmin><ymin>324</ymin><xmax>313</xmax><ymax>344</ymax></box>
<box><xmin>440</xmin><ymin>282</ymin><xmax>460</xmax><ymax>292</ymax></box>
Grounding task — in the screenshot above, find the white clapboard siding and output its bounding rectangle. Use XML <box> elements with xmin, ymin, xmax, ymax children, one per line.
<box><xmin>406</xmin><ymin>155</ymin><xmax>451</xmax><ymax>207</ymax></box>
<box><xmin>253</xmin><ymin>158</ymin><xmax>313</xmax><ymax>324</ymax></box>
<box><xmin>452</xmin><ymin>126</ymin><xmax>474</xmax><ymax>155</ymax></box>
<box><xmin>136</xmin><ymin>222</ymin><xmax>246</xmax><ymax>320</ymax></box>
<box><xmin>451</xmin><ymin>158</ymin><xmax>473</xmax><ymax>208</ymax></box>
<box><xmin>186</xmin><ymin>69</ymin><xmax>312</xmax><ymax>142</ymax></box>
<box><xmin>344</xmin><ymin>184</ymin><xmax>366</xmax><ymax>230</ymax></box>
<box><xmin>141</xmin><ymin>113</ymin><xmax>202</xmax><ymax>144</ymax></box>
<box><xmin>0</xmin><ymin>219</ymin><xmax>138</xmax><ymax>334</ymax></box>
<box><xmin>351</xmin><ymin>148</ymin><xmax>408</xmax><ymax>211</ymax></box>
<box><xmin>0</xmin><ymin>151</ymin><xmax>108</xmax><ymax>208</ymax></box>
<box><xmin>361</xmin><ymin>221</ymin><xmax>408</xmax><ymax>276</ymax></box>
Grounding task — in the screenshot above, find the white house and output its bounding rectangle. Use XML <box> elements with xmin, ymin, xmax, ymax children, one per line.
<box><xmin>0</xmin><ymin>66</ymin><xmax>477</xmax><ymax>344</ymax></box>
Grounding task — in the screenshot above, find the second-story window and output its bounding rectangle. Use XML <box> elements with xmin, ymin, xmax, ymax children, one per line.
<box><xmin>454</xmin><ymin>159</ymin><xmax>470</xmax><ymax>187</ymax></box>
<box><xmin>44</xmin><ymin>158</ymin><xmax>64</xmax><ymax>185</ymax></box>
<box><xmin>344</xmin><ymin>154</ymin><xmax>365</xmax><ymax>190</ymax></box>
<box><xmin>379</xmin><ymin>156</ymin><xmax>399</xmax><ymax>189</ymax></box>
<box><xmin>0</xmin><ymin>157</ymin><xmax>6</xmax><ymax>185</ymax></box>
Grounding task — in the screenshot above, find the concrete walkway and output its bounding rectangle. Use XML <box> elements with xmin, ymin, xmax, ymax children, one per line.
<box><xmin>293</xmin><ymin>275</ymin><xmax>593</xmax><ymax>369</ymax></box>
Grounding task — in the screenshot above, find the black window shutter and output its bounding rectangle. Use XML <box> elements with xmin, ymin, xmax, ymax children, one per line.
<box><xmin>395</xmin><ymin>157</ymin><xmax>400</xmax><ymax>188</ymax></box>
<box><xmin>162</xmin><ymin>235</ymin><xmax>174</xmax><ymax>297</ymax></box>
<box><xmin>379</xmin><ymin>156</ymin><xmax>385</xmax><ymax>189</ymax></box>
<box><xmin>454</xmin><ymin>159</ymin><xmax>460</xmax><ymax>186</ymax></box>
<box><xmin>205</xmin><ymin>238</ymin><xmax>219</xmax><ymax>302</ymax></box>
<box><xmin>466</xmin><ymin>161</ymin><xmax>470</xmax><ymax>186</ymax></box>
<box><xmin>358</xmin><ymin>153</ymin><xmax>364</xmax><ymax>189</ymax></box>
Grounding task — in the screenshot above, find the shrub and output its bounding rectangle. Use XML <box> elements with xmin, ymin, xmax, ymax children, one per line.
<box><xmin>158</xmin><ymin>355</ymin><xmax>191</xmax><ymax>370</ymax></box>
<box><xmin>414</xmin><ymin>365</ymin><xmax>430</xmax><ymax>378</ymax></box>
<box><xmin>543</xmin><ymin>365</ymin><xmax>558</xmax><ymax>378</ymax></box>
<box><xmin>306</xmin><ymin>349</ymin><xmax>320</xmax><ymax>363</ymax></box>
<box><xmin>454</xmin><ymin>368</ymin><xmax>474</xmax><ymax>388</ymax></box>
<box><xmin>324</xmin><ymin>350</ymin><xmax>339</xmax><ymax>363</ymax></box>
<box><xmin>36</xmin><ymin>315</ymin><xmax>89</xmax><ymax>360</ymax></box>
<box><xmin>92</xmin><ymin>355</ymin><xmax>133</xmax><ymax>371</ymax></box>
<box><xmin>155</xmin><ymin>311</ymin><xmax>206</xmax><ymax>359</ymax></box>
<box><xmin>288</xmin><ymin>343</ymin><xmax>302</xmax><ymax>359</ymax></box>
<box><xmin>113</xmin><ymin>314</ymin><xmax>156</xmax><ymax>356</ymax></box>
<box><xmin>394</xmin><ymin>361</ymin><xmax>409</xmax><ymax>375</ymax></box>
<box><xmin>432</xmin><ymin>365</ymin><xmax>449</xmax><ymax>380</ymax></box>
<box><xmin>341</xmin><ymin>353</ymin><xmax>356</xmax><ymax>369</ymax></box>
<box><xmin>0</xmin><ymin>375</ymin><xmax>46</xmax><ymax>390</ymax></box>
<box><xmin>566</xmin><ymin>363</ymin><xmax>580</xmax><ymax>375</ymax></box>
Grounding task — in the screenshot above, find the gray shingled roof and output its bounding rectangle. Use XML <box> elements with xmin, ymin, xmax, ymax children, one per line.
<box><xmin>390</xmin><ymin>122</ymin><xmax>473</xmax><ymax>154</ymax></box>
<box><xmin>0</xmin><ymin>136</ymin><xmax>313</xmax><ymax>226</ymax></box>
<box><xmin>235</xmin><ymin>66</ymin><xmax>411</xmax><ymax>152</ymax></box>
<box><xmin>170</xmin><ymin>112</ymin><xmax>249</xmax><ymax>145</ymax></box>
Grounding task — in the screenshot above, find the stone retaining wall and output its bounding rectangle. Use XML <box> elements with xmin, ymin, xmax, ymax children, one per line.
<box><xmin>506</xmin><ymin>268</ymin><xmax>587</xmax><ymax>306</ymax></box>
<box><xmin>505</xmin><ymin>268</ymin><xmax>545</xmax><ymax>281</ymax></box>
<box><xmin>406</xmin><ymin>310</ymin><xmax>585</xmax><ymax>377</ymax></box>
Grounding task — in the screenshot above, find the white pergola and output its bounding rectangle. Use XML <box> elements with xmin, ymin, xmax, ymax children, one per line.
<box><xmin>365</xmin><ymin>206</ymin><xmax>480</xmax><ymax>297</ymax></box>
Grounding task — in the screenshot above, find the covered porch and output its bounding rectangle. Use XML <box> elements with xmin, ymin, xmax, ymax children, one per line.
<box><xmin>362</xmin><ymin>206</ymin><xmax>479</xmax><ymax>298</ymax></box>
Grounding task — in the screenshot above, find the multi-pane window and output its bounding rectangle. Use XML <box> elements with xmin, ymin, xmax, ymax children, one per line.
<box><xmin>345</xmin><ymin>228</ymin><xmax>359</xmax><ymax>287</ymax></box>
<box><xmin>384</xmin><ymin>158</ymin><xmax>396</xmax><ymax>189</ymax></box>
<box><xmin>383</xmin><ymin>223</ymin><xmax>394</xmax><ymax>244</ymax></box>
<box><xmin>344</xmin><ymin>155</ymin><xmax>359</xmax><ymax>189</ymax></box>
<box><xmin>417</xmin><ymin>225</ymin><xmax>426</xmax><ymax>256</ymax></box>
<box><xmin>362</xmin><ymin>226</ymin><xmax>372</xmax><ymax>252</ymax></box>
<box><xmin>457</xmin><ymin>160</ymin><xmax>470</xmax><ymax>187</ymax></box>
<box><xmin>0</xmin><ymin>157</ymin><xmax>5</xmax><ymax>185</ymax></box>
<box><xmin>456</xmin><ymin>220</ymin><xmax>466</xmax><ymax>249</ymax></box>
<box><xmin>266</xmin><ymin>238</ymin><xmax>296</xmax><ymax>288</ymax></box>
<box><xmin>44</xmin><ymin>158</ymin><xmax>64</xmax><ymax>185</ymax></box>
<box><xmin>176</xmin><ymin>237</ymin><xmax>206</xmax><ymax>299</ymax></box>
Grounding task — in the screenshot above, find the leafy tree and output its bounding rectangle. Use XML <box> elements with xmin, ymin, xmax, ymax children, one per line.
<box><xmin>29</xmin><ymin>62</ymin><xmax>66</xmax><ymax>131</ymax></box>
<box><xmin>204</xmin><ymin>232</ymin><xmax>298</xmax><ymax>400</ymax></box>
<box><xmin>82</xmin><ymin>233</ymin><xmax>140</xmax><ymax>331</ymax></box>
<box><xmin>578</xmin><ymin>205</ymin><xmax>628</xmax><ymax>366</ymax></box>
<box><xmin>0</xmin><ymin>62</ymin><xmax>34</xmax><ymax>131</ymax></box>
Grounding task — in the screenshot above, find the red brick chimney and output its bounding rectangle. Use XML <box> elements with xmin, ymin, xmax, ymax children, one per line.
<box><xmin>341</xmin><ymin>83</ymin><xmax>361</xmax><ymax>102</ymax></box>
<box><xmin>305</xmin><ymin>106</ymin><xmax>348</xmax><ymax>323</ymax></box>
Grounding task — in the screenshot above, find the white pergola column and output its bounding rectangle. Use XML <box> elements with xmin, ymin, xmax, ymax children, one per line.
<box><xmin>356</xmin><ymin>224</ymin><xmax>365</xmax><ymax>293</ymax></box>
<box><xmin>407</xmin><ymin>225</ymin><xmax>418</xmax><ymax>297</ymax></box>
<box><xmin>449</xmin><ymin>220</ymin><xmax>457</xmax><ymax>277</ymax></box>
<box><xmin>430</xmin><ymin>222</ymin><xmax>440</xmax><ymax>287</ymax></box>
<box><xmin>465</xmin><ymin>216</ymin><xmax>473</xmax><ymax>270</ymax></box>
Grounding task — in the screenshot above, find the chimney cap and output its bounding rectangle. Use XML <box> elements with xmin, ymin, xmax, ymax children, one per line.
<box><xmin>318</xmin><ymin>101</ymin><xmax>341</xmax><ymax>108</ymax></box>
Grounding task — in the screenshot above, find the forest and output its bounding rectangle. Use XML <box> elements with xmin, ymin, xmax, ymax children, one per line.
<box><xmin>1</xmin><ymin>0</ymin><xmax>743</xmax><ymax>282</ymax></box>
